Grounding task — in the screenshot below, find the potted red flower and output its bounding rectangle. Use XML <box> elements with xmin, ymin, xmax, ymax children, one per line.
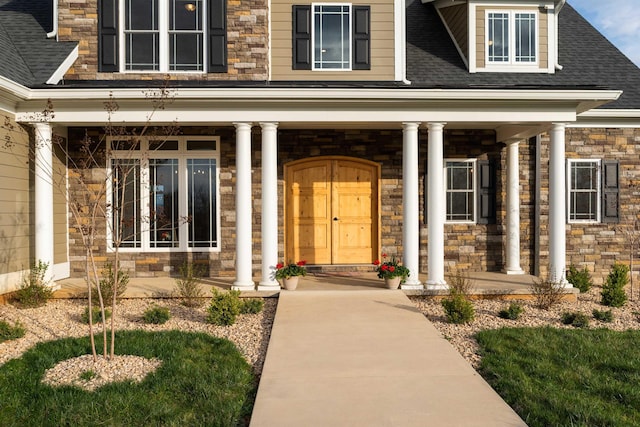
<box><xmin>275</xmin><ymin>260</ymin><xmax>307</xmax><ymax>290</ymax></box>
<box><xmin>373</xmin><ymin>254</ymin><xmax>410</xmax><ymax>289</ymax></box>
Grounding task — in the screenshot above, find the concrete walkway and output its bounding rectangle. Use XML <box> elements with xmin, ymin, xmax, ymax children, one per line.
<box><xmin>250</xmin><ymin>290</ymin><xmax>526</xmax><ymax>427</ymax></box>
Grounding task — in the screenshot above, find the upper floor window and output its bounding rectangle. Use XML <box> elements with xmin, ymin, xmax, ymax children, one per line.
<box><xmin>98</xmin><ymin>0</ymin><xmax>227</xmax><ymax>73</ymax></box>
<box><xmin>313</xmin><ymin>5</ymin><xmax>351</xmax><ymax>70</ymax></box>
<box><xmin>487</xmin><ymin>11</ymin><xmax>537</xmax><ymax>65</ymax></box>
<box><xmin>124</xmin><ymin>0</ymin><xmax>204</xmax><ymax>71</ymax></box>
<box><xmin>292</xmin><ymin>4</ymin><xmax>370</xmax><ymax>71</ymax></box>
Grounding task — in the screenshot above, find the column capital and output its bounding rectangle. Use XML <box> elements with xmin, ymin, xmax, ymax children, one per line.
<box><xmin>401</xmin><ymin>122</ymin><xmax>421</xmax><ymax>131</ymax></box>
<box><xmin>427</xmin><ymin>122</ymin><xmax>447</xmax><ymax>131</ymax></box>
<box><xmin>259</xmin><ymin>122</ymin><xmax>279</xmax><ymax>130</ymax></box>
<box><xmin>233</xmin><ymin>122</ymin><xmax>253</xmax><ymax>130</ymax></box>
<box><xmin>551</xmin><ymin>122</ymin><xmax>567</xmax><ymax>130</ymax></box>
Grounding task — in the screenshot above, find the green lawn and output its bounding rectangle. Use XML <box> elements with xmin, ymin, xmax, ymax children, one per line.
<box><xmin>476</xmin><ymin>327</ymin><xmax>640</xmax><ymax>427</ymax></box>
<box><xmin>0</xmin><ymin>330</ymin><xmax>256</xmax><ymax>426</ymax></box>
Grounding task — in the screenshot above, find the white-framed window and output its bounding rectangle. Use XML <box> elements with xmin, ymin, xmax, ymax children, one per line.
<box><xmin>486</xmin><ymin>10</ymin><xmax>537</xmax><ymax>65</ymax></box>
<box><xmin>108</xmin><ymin>136</ymin><xmax>220</xmax><ymax>251</ymax></box>
<box><xmin>312</xmin><ymin>3</ymin><xmax>352</xmax><ymax>70</ymax></box>
<box><xmin>122</xmin><ymin>0</ymin><xmax>205</xmax><ymax>72</ymax></box>
<box><xmin>567</xmin><ymin>159</ymin><xmax>601</xmax><ymax>223</ymax></box>
<box><xmin>445</xmin><ymin>159</ymin><xmax>476</xmax><ymax>223</ymax></box>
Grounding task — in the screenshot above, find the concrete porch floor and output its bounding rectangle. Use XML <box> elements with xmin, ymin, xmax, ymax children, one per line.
<box><xmin>54</xmin><ymin>271</ymin><xmax>577</xmax><ymax>300</ymax></box>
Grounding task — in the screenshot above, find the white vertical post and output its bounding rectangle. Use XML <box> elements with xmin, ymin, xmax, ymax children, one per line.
<box><xmin>426</xmin><ymin>122</ymin><xmax>448</xmax><ymax>289</ymax></box>
<box><xmin>549</xmin><ymin>123</ymin><xmax>569</xmax><ymax>286</ymax></box>
<box><xmin>401</xmin><ymin>122</ymin><xmax>423</xmax><ymax>289</ymax></box>
<box><xmin>258</xmin><ymin>122</ymin><xmax>280</xmax><ymax>291</ymax></box>
<box><xmin>504</xmin><ymin>140</ymin><xmax>524</xmax><ymax>274</ymax></box>
<box><xmin>33</xmin><ymin>122</ymin><xmax>55</xmax><ymax>282</ymax></box>
<box><xmin>232</xmin><ymin>123</ymin><xmax>255</xmax><ymax>290</ymax></box>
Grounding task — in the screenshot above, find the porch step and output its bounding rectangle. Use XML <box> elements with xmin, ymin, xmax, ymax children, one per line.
<box><xmin>305</xmin><ymin>264</ymin><xmax>376</xmax><ymax>275</ymax></box>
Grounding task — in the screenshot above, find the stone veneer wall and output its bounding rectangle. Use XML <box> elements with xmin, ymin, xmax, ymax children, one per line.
<box><xmin>65</xmin><ymin>125</ymin><xmax>640</xmax><ymax>282</ymax></box>
<box><xmin>57</xmin><ymin>0</ymin><xmax>269</xmax><ymax>81</ymax></box>
<box><xmin>538</xmin><ymin>128</ymin><xmax>640</xmax><ymax>284</ymax></box>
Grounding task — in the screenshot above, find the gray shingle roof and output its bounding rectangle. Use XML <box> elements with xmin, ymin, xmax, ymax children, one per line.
<box><xmin>406</xmin><ymin>1</ymin><xmax>640</xmax><ymax>109</ymax></box>
<box><xmin>0</xmin><ymin>0</ymin><xmax>76</xmax><ymax>86</ymax></box>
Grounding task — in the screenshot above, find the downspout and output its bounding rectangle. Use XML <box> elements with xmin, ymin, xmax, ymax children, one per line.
<box><xmin>46</xmin><ymin>0</ymin><xmax>58</xmax><ymax>39</ymax></box>
<box><xmin>534</xmin><ymin>134</ymin><xmax>541</xmax><ymax>276</ymax></box>
<box><xmin>554</xmin><ymin>0</ymin><xmax>566</xmax><ymax>71</ymax></box>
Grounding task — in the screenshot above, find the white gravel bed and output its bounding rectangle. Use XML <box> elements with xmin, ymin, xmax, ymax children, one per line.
<box><xmin>410</xmin><ymin>287</ymin><xmax>640</xmax><ymax>369</ymax></box>
<box><xmin>0</xmin><ymin>298</ymin><xmax>277</xmax><ymax>379</ymax></box>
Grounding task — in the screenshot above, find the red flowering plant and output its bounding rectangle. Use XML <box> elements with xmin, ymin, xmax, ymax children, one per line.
<box><xmin>274</xmin><ymin>260</ymin><xmax>308</xmax><ymax>280</ymax></box>
<box><xmin>373</xmin><ymin>254</ymin><xmax>410</xmax><ymax>282</ymax></box>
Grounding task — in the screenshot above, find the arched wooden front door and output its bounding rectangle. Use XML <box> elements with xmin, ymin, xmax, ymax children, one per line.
<box><xmin>285</xmin><ymin>157</ymin><xmax>379</xmax><ymax>265</ymax></box>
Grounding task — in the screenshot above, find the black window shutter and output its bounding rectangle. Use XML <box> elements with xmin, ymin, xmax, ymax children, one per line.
<box><xmin>352</xmin><ymin>6</ymin><xmax>370</xmax><ymax>70</ymax></box>
<box><xmin>209</xmin><ymin>0</ymin><xmax>227</xmax><ymax>73</ymax></box>
<box><xmin>292</xmin><ymin>5</ymin><xmax>311</xmax><ymax>70</ymax></box>
<box><xmin>477</xmin><ymin>160</ymin><xmax>496</xmax><ymax>224</ymax></box>
<box><xmin>98</xmin><ymin>0</ymin><xmax>119</xmax><ymax>72</ymax></box>
<box><xmin>602</xmin><ymin>160</ymin><xmax>620</xmax><ymax>223</ymax></box>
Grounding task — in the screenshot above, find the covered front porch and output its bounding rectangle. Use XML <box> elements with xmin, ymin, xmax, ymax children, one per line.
<box><xmin>14</xmin><ymin>86</ymin><xmax>620</xmax><ymax>294</ymax></box>
<box><xmin>53</xmin><ymin>271</ymin><xmax>577</xmax><ymax>301</ymax></box>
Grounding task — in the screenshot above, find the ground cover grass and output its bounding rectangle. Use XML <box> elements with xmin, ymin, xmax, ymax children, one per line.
<box><xmin>0</xmin><ymin>330</ymin><xmax>256</xmax><ymax>426</ymax></box>
<box><xmin>476</xmin><ymin>327</ymin><xmax>640</xmax><ymax>427</ymax></box>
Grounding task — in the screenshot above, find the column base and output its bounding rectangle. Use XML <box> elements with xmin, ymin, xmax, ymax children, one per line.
<box><xmin>401</xmin><ymin>279</ymin><xmax>423</xmax><ymax>290</ymax></box>
<box><xmin>425</xmin><ymin>280</ymin><xmax>449</xmax><ymax>290</ymax></box>
<box><xmin>232</xmin><ymin>281</ymin><xmax>255</xmax><ymax>291</ymax></box>
<box><xmin>504</xmin><ymin>268</ymin><xmax>525</xmax><ymax>275</ymax></box>
<box><xmin>257</xmin><ymin>282</ymin><xmax>281</xmax><ymax>291</ymax></box>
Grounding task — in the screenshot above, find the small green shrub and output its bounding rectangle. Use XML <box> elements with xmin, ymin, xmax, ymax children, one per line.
<box><xmin>561</xmin><ymin>311</ymin><xmax>590</xmax><ymax>328</ymax></box>
<box><xmin>174</xmin><ymin>262</ymin><xmax>206</xmax><ymax>307</ymax></box>
<box><xmin>239</xmin><ymin>298</ymin><xmax>264</xmax><ymax>315</ymax></box>
<box><xmin>13</xmin><ymin>260</ymin><xmax>53</xmax><ymax>308</ymax></box>
<box><xmin>441</xmin><ymin>294</ymin><xmax>475</xmax><ymax>324</ymax></box>
<box><xmin>207</xmin><ymin>289</ymin><xmax>242</xmax><ymax>326</ymax></box>
<box><xmin>142</xmin><ymin>306</ymin><xmax>171</xmax><ymax>324</ymax></box>
<box><xmin>567</xmin><ymin>265</ymin><xmax>593</xmax><ymax>293</ymax></box>
<box><xmin>81</xmin><ymin>306</ymin><xmax>112</xmax><ymax>324</ymax></box>
<box><xmin>593</xmin><ymin>309</ymin><xmax>614</xmax><ymax>323</ymax></box>
<box><xmin>0</xmin><ymin>320</ymin><xmax>26</xmax><ymax>343</ymax></box>
<box><xmin>498</xmin><ymin>303</ymin><xmax>524</xmax><ymax>320</ymax></box>
<box><xmin>601</xmin><ymin>263</ymin><xmax>629</xmax><ymax>307</ymax></box>
<box><xmin>92</xmin><ymin>262</ymin><xmax>129</xmax><ymax>305</ymax></box>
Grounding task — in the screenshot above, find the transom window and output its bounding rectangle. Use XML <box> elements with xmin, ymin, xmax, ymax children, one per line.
<box><xmin>445</xmin><ymin>160</ymin><xmax>476</xmax><ymax>222</ymax></box>
<box><xmin>313</xmin><ymin>4</ymin><xmax>351</xmax><ymax>70</ymax></box>
<box><xmin>123</xmin><ymin>0</ymin><xmax>205</xmax><ymax>71</ymax></box>
<box><xmin>568</xmin><ymin>159</ymin><xmax>600</xmax><ymax>223</ymax></box>
<box><xmin>487</xmin><ymin>11</ymin><xmax>537</xmax><ymax>64</ymax></box>
<box><xmin>108</xmin><ymin>136</ymin><xmax>220</xmax><ymax>251</ymax></box>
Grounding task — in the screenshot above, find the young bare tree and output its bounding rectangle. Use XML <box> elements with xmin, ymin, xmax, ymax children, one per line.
<box><xmin>1</xmin><ymin>83</ymin><xmax>179</xmax><ymax>360</ymax></box>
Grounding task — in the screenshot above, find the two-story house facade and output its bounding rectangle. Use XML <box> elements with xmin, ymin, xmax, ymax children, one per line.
<box><xmin>1</xmin><ymin>0</ymin><xmax>639</xmax><ymax>295</ymax></box>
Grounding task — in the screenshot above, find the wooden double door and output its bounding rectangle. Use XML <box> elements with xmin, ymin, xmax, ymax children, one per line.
<box><xmin>285</xmin><ymin>157</ymin><xmax>379</xmax><ymax>265</ymax></box>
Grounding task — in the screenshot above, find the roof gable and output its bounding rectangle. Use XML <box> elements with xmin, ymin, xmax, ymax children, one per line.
<box><xmin>406</xmin><ymin>1</ymin><xmax>640</xmax><ymax>109</ymax></box>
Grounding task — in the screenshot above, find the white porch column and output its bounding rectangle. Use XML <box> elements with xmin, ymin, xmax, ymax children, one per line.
<box><xmin>232</xmin><ymin>122</ymin><xmax>255</xmax><ymax>290</ymax></box>
<box><xmin>258</xmin><ymin>122</ymin><xmax>280</xmax><ymax>291</ymax></box>
<box><xmin>401</xmin><ymin>122</ymin><xmax>423</xmax><ymax>289</ymax></box>
<box><xmin>504</xmin><ymin>141</ymin><xmax>525</xmax><ymax>274</ymax></box>
<box><xmin>33</xmin><ymin>122</ymin><xmax>55</xmax><ymax>282</ymax></box>
<box><xmin>426</xmin><ymin>122</ymin><xmax>448</xmax><ymax>289</ymax></box>
<box><xmin>549</xmin><ymin>123</ymin><xmax>569</xmax><ymax>286</ymax></box>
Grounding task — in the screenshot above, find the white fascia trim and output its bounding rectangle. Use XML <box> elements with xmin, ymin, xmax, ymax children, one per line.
<box><xmin>47</xmin><ymin>45</ymin><xmax>79</xmax><ymax>85</ymax></box>
<box><xmin>0</xmin><ymin>76</ymin><xmax>30</xmax><ymax>113</ymax></box>
<box><xmin>579</xmin><ymin>109</ymin><xmax>640</xmax><ymax>118</ymax></box>
<box><xmin>571</xmin><ymin>109</ymin><xmax>640</xmax><ymax>128</ymax></box>
<box><xmin>16</xmin><ymin>87</ymin><xmax>623</xmax><ymax>102</ymax></box>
